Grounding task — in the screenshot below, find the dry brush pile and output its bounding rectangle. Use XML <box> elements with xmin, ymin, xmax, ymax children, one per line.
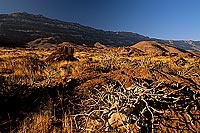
<box><xmin>66</xmin><ymin>81</ymin><xmax>200</xmax><ymax>132</ymax></box>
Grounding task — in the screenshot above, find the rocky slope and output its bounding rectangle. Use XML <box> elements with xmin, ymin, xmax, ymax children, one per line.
<box><xmin>0</xmin><ymin>12</ymin><xmax>149</xmax><ymax>47</ymax></box>
<box><xmin>0</xmin><ymin>12</ymin><xmax>200</xmax><ymax>51</ymax></box>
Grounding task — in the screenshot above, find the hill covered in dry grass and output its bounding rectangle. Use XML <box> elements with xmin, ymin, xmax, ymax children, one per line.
<box><xmin>0</xmin><ymin>41</ymin><xmax>199</xmax><ymax>132</ymax></box>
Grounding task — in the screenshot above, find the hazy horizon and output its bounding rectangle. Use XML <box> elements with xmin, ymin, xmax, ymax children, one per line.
<box><xmin>0</xmin><ymin>0</ymin><xmax>200</xmax><ymax>40</ymax></box>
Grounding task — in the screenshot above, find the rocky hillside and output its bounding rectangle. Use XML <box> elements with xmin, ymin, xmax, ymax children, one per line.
<box><xmin>0</xmin><ymin>12</ymin><xmax>149</xmax><ymax>47</ymax></box>
<box><xmin>0</xmin><ymin>12</ymin><xmax>200</xmax><ymax>51</ymax></box>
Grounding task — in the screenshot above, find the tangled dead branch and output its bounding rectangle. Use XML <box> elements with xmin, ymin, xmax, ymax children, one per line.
<box><xmin>66</xmin><ymin>81</ymin><xmax>200</xmax><ymax>132</ymax></box>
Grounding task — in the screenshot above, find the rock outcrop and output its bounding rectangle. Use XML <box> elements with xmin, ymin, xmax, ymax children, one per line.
<box><xmin>45</xmin><ymin>46</ymin><xmax>75</xmax><ymax>62</ymax></box>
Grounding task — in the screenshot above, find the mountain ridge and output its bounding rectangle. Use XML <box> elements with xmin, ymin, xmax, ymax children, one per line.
<box><xmin>0</xmin><ymin>12</ymin><xmax>200</xmax><ymax>51</ymax></box>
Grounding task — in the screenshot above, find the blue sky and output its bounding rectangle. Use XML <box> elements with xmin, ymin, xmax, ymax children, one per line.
<box><xmin>0</xmin><ymin>0</ymin><xmax>200</xmax><ymax>40</ymax></box>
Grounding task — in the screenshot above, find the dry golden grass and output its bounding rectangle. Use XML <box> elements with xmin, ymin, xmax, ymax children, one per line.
<box><xmin>0</xmin><ymin>45</ymin><xmax>199</xmax><ymax>132</ymax></box>
<box><xmin>17</xmin><ymin>110</ymin><xmax>56</xmax><ymax>133</ymax></box>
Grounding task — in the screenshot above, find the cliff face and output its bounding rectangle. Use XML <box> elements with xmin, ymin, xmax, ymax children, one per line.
<box><xmin>167</xmin><ymin>40</ymin><xmax>200</xmax><ymax>51</ymax></box>
<box><xmin>0</xmin><ymin>12</ymin><xmax>200</xmax><ymax>51</ymax></box>
<box><xmin>0</xmin><ymin>12</ymin><xmax>149</xmax><ymax>47</ymax></box>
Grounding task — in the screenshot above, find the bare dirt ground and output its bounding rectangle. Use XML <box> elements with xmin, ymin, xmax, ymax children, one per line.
<box><xmin>0</xmin><ymin>42</ymin><xmax>199</xmax><ymax>132</ymax></box>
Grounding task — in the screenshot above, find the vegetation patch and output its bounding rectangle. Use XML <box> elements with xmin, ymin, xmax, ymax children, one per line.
<box><xmin>0</xmin><ymin>45</ymin><xmax>199</xmax><ymax>132</ymax></box>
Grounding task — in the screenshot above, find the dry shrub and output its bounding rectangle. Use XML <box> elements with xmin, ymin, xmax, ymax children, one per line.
<box><xmin>66</xmin><ymin>81</ymin><xmax>200</xmax><ymax>132</ymax></box>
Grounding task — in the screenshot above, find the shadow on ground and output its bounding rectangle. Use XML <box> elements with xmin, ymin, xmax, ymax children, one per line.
<box><xmin>0</xmin><ymin>76</ymin><xmax>78</xmax><ymax>132</ymax></box>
